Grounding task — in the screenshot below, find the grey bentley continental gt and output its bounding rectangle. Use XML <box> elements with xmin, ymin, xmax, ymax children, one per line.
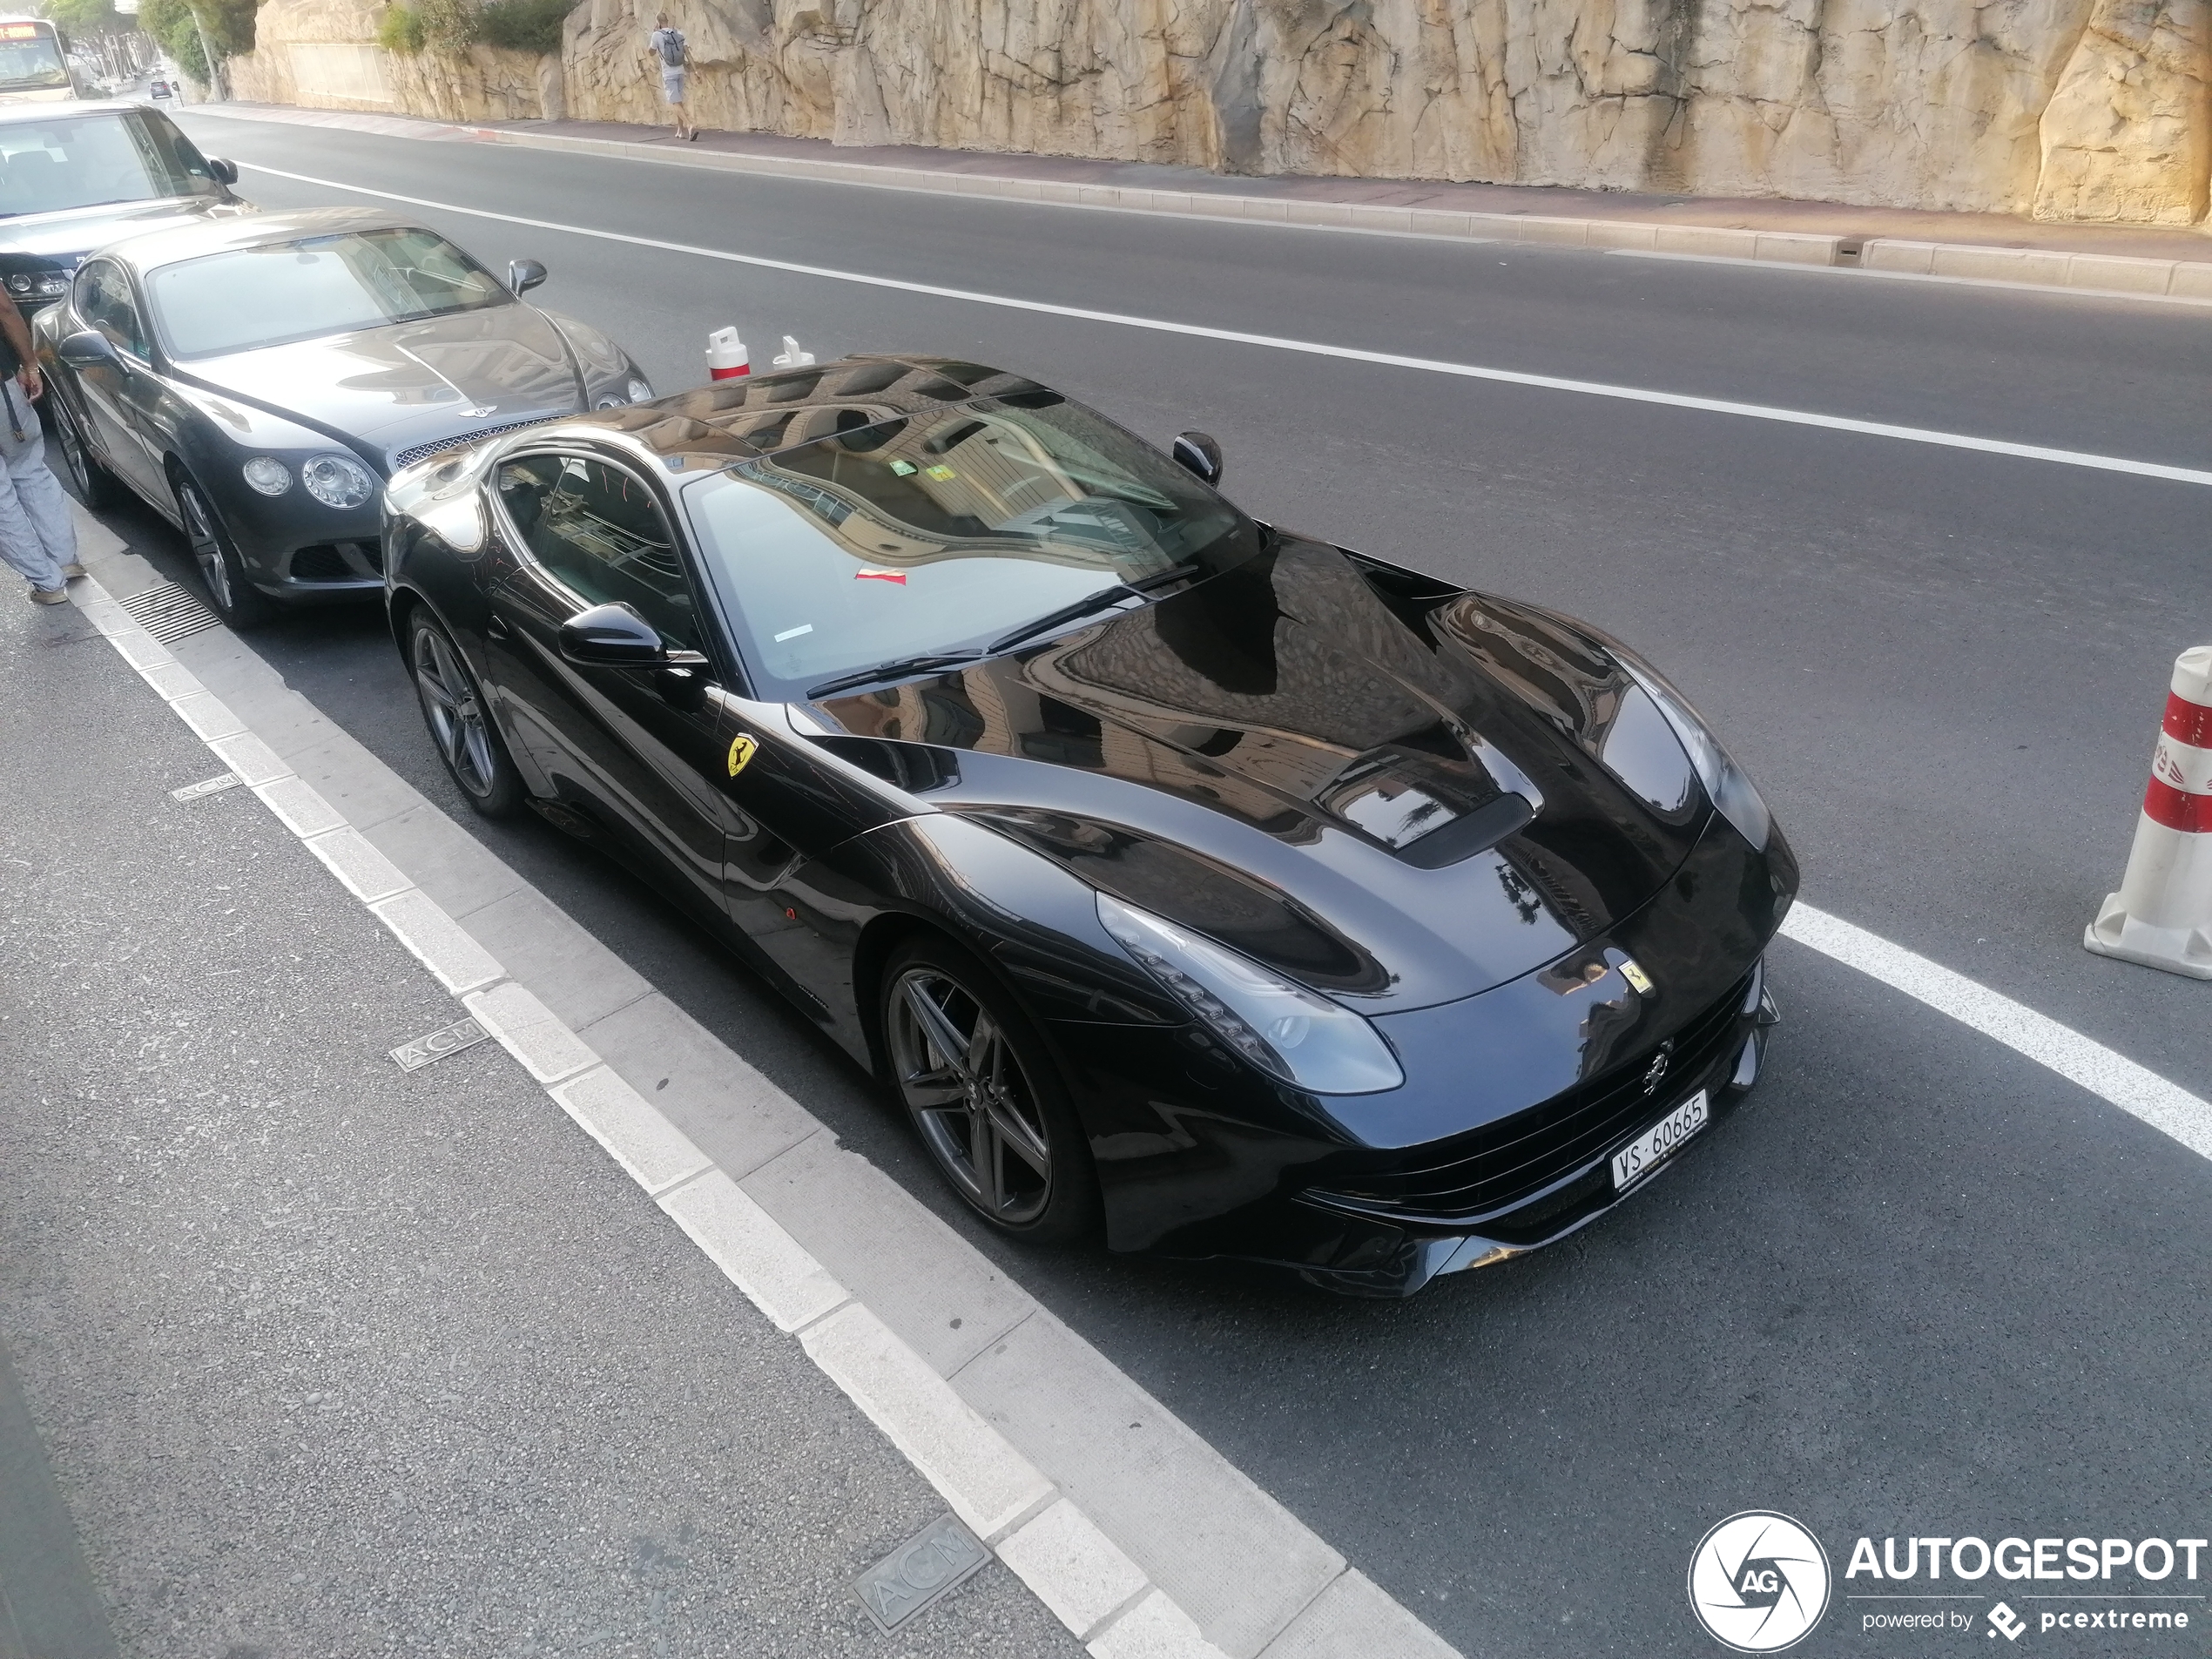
<box><xmin>33</xmin><ymin>206</ymin><xmax>651</xmax><ymax>625</ymax></box>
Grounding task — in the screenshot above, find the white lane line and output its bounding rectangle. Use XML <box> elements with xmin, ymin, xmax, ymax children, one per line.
<box><xmin>238</xmin><ymin>161</ymin><xmax>2212</xmax><ymax>490</ymax></box>
<box><xmin>1780</xmin><ymin>903</ymin><xmax>2212</xmax><ymax>1159</ymax></box>
<box><xmin>1603</xmin><ymin>248</ymin><xmax>2212</xmax><ymax>310</ymax></box>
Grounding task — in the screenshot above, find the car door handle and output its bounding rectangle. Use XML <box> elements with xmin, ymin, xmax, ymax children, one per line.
<box><xmin>487</xmin><ymin>616</ymin><xmax>511</xmax><ymax>643</ymax></box>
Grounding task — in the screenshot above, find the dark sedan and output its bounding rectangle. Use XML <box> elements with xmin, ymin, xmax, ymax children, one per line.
<box><xmin>33</xmin><ymin>206</ymin><xmax>651</xmax><ymax>626</ymax></box>
<box><xmin>0</xmin><ymin>99</ymin><xmax>250</xmax><ymax>314</ymax></box>
<box><xmin>384</xmin><ymin>356</ymin><xmax>1797</xmax><ymax>1297</ymax></box>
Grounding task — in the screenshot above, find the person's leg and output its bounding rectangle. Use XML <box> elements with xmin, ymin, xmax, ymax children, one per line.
<box><xmin>0</xmin><ymin>420</ymin><xmax>65</xmax><ymax>601</ymax></box>
<box><xmin>7</xmin><ymin>401</ymin><xmax>80</xmax><ymax>578</ymax></box>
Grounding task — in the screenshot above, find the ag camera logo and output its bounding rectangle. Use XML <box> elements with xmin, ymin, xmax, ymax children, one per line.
<box><xmin>1689</xmin><ymin>1512</ymin><xmax>1833</xmax><ymax>1652</ymax></box>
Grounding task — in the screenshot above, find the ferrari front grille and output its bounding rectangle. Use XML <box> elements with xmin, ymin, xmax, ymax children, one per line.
<box><xmin>1305</xmin><ymin>968</ymin><xmax>1756</xmax><ymax>1223</ymax></box>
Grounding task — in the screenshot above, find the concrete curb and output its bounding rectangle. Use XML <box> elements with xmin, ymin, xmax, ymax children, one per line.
<box><xmin>183</xmin><ymin>101</ymin><xmax>2212</xmax><ymax>305</ymax></box>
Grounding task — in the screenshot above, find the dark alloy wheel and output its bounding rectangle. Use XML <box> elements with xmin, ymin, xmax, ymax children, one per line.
<box><xmin>173</xmin><ymin>473</ymin><xmax>274</xmax><ymax>628</ymax></box>
<box><xmin>883</xmin><ymin>939</ymin><xmax>1098</xmax><ymax>1241</ymax></box>
<box><xmin>410</xmin><ymin>611</ymin><xmax>523</xmax><ymax>816</ymax></box>
<box><xmin>48</xmin><ymin>395</ymin><xmax>121</xmax><ymax>511</ymax></box>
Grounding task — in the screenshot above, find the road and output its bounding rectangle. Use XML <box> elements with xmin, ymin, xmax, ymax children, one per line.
<box><xmin>44</xmin><ymin>106</ymin><xmax>2212</xmax><ymax>1656</ymax></box>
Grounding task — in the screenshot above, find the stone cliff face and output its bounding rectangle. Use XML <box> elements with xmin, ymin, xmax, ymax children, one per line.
<box><xmin>226</xmin><ymin>0</ymin><xmax>2212</xmax><ymax>223</ymax></box>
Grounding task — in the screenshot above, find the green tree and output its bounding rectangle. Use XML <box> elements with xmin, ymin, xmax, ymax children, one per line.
<box><xmin>40</xmin><ymin>0</ymin><xmax>131</xmax><ymax>39</ymax></box>
<box><xmin>138</xmin><ymin>0</ymin><xmax>207</xmax><ymax>81</ymax></box>
<box><xmin>476</xmin><ymin>0</ymin><xmax>573</xmax><ymax>54</ymax></box>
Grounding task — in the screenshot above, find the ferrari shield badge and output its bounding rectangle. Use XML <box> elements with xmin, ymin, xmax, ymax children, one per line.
<box><xmin>726</xmin><ymin>733</ymin><xmax>759</xmax><ymax>778</ymax></box>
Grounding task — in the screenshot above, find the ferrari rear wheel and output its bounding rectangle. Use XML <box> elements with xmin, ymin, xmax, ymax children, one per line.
<box><xmin>409</xmin><ymin>611</ymin><xmax>523</xmax><ymax>818</ymax></box>
<box><xmin>173</xmin><ymin>473</ymin><xmax>274</xmax><ymax>629</ymax></box>
<box><xmin>884</xmin><ymin>938</ymin><xmax>1098</xmax><ymax>1243</ymax></box>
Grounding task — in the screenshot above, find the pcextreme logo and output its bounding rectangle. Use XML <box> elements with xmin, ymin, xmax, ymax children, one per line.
<box><xmin>1689</xmin><ymin>1512</ymin><xmax>1833</xmax><ymax>1653</ymax></box>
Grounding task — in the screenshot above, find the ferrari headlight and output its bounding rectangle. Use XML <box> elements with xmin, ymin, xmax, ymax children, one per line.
<box><xmin>300</xmin><ymin>453</ymin><xmax>375</xmax><ymax>510</ymax></box>
<box><xmin>626</xmin><ymin>376</ymin><xmax>653</xmax><ymax>401</ymax></box>
<box><xmin>240</xmin><ymin>456</ymin><xmax>291</xmax><ymax>496</ymax></box>
<box><xmin>1616</xmin><ymin>658</ymin><xmax>1771</xmax><ymax>851</ymax></box>
<box><xmin>1097</xmin><ymin>894</ymin><xmax>1403</xmax><ymax>1095</ymax></box>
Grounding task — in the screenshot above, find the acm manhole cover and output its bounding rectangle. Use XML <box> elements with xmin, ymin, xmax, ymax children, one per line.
<box><xmin>851</xmin><ymin>1514</ymin><xmax>990</xmax><ymax>1634</ymax></box>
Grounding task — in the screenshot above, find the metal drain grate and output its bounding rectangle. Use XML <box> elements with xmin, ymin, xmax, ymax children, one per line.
<box><xmin>118</xmin><ymin>582</ymin><xmax>221</xmax><ymax>644</ymax></box>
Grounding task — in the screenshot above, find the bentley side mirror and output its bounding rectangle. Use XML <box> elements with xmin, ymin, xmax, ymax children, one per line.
<box><xmin>206</xmin><ymin>156</ymin><xmax>239</xmax><ymax>186</ymax></box>
<box><xmin>1170</xmin><ymin>430</ymin><xmax>1224</xmax><ymax>484</ymax></box>
<box><xmin>507</xmin><ymin>258</ymin><xmax>548</xmax><ymax>296</ymax></box>
<box><xmin>57</xmin><ymin>329</ymin><xmax>118</xmax><ymax>369</ymax></box>
<box><xmin>558</xmin><ymin>602</ymin><xmax>709</xmax><ymax>671</ymax></box>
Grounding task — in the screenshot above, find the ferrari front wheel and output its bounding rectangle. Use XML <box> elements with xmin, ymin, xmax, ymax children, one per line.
<box><xmin>883</xmin><ymin>938</ymin><xmax>1098</xmax><ymax>1243</ymax></box>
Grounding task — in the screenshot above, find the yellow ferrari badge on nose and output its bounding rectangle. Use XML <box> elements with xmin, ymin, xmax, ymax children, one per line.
<box><xmin>1618</xmin><ymin>957</ymin><xmax>1655</xmax><ymax>995</ymax></box>
<box><xmin>726</xmin><ymin>733</ymin><xmax>758</xmax><ymax>778</ymax></box>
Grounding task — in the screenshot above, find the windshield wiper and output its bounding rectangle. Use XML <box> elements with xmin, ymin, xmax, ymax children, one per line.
<box><xmin>805</xmin><ymin>651</ymin><xmax>985</xmax><ymax>700</ymax></box>
<box><xmin>986</xmin><ymin>561</ymin><xmax>1200</xmax><ymax>655</ymax></box>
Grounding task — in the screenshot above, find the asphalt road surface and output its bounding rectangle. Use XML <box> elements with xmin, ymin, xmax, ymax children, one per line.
<box><xmin>63</xmin><ymin>108</ymin><xmax>2212</xmax><ymax>1656</ymax></box>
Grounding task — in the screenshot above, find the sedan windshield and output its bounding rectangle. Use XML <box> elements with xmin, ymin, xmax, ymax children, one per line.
<box><xmin>145</xmin><ymin>227</ymin><xmax>512</xmax><ymax>359</ymax></box>
<box><xmin>0</xmin><ymin>108</ymin><xmax>226</xmax><ymax>219</ymax></box>
<box><xmin>680</xmin><ymin>395</ymin><xmax>1263</xmax><ymax>698</ymax></box>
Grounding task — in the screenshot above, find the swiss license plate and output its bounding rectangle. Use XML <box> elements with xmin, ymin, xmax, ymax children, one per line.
<box><xmin>1611</xmin><ymin>1089</ymin><xmax>1710</xmax><ymax>1190</ymax></box>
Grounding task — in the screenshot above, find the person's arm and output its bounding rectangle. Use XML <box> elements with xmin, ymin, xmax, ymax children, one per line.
<box><xmin>0</xmin><ymin>290</ymin><xmax>38</xmax><ymax>399</ymax></box>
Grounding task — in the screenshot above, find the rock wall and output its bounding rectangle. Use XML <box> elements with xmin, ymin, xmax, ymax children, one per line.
<box><xmin>224</xmin><ymin>0</ymin><xmax>2212</xmax><ymax>224</ymax></box>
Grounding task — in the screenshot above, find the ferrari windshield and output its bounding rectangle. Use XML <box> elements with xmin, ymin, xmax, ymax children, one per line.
<box><xmin>0</xmin><ymin>109</ymin><xmax>226</xmax><ymax>219</ymax></box>
<box><xmin>145</xmin><ymin>227</ymin><xmax>512</xmax><ymax>359</ymax></box>
<box><xmin>681</xmin><ymin>396</ymin><xmax>1263</xmax><ymax>698</ymax></box>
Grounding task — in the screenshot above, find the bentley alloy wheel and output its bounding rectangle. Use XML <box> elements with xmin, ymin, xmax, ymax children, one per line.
<box><xmin>173</xmin><ymin>475</ymin><xmax>273</xmax><ymax>627</ymax></box>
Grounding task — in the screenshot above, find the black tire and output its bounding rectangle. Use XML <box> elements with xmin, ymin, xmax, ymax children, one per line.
<box><xmin>880</xmin><ymin>936</ymin><xmax>1100</xmax><ymax>1243</ymax></box>
<box><xmin>408</xmin><ymin>610</ymin><xmax>524</xmax><ymax>818</ymax></box>
<box><xmin>172</xmin><ymin>472</ymin><xmax>276</xmax><ymax>629</ymax></box>
<box><xmin>47</xmin><ymin>393</ymin><xmax>123</xmax><ymax>512</ymax></box>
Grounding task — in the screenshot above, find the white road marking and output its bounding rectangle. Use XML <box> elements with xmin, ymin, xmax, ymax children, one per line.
<box><xmin>1781</xmin><ymin>903</ymin><xmax>2212</xmax><ymax>1159</ymax></box>
<box><xmin>239</xmin><ymin>162</ymin><xmax>2212</xmax><ymax>490</ymax></box>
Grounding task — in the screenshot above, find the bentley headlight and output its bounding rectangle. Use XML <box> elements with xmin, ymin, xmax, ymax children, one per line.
<box><xmin>300</xmin><ymin>453</ymin><xmax>375</xmax><ymax>510</ymax></box>
<box><xmin>1097</xmin><ymin>894</ymin><xmax>1403</xmax><ymax>1095</ymax></box>
<box><xmin>1615</xmin><ymin>658</ymin><xmax>1771</xmax><ymax>851</ymax></box>
<box><xmin>240</xmin><ymin>456</ymin><xmax>291</xmax><ymax>496</ymax></box>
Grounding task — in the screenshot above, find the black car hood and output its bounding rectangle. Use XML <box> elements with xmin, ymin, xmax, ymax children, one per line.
<box><xmin>0</xmin><ymin>195</ymin><xmax>248</xmax><ymax>263</ymax></box>
<box><xmin>183</xmin><ymin>303</ymin><xmax>589</xmax><ymax>467</ymax></box>
<box><xmin>812</xmin><ymin>535</ymin><xmax>1716</xmax><ymax>1012</ymax></box>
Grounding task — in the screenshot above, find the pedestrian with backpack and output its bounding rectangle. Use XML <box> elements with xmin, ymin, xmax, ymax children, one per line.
<box><xmin>644</xmin><ymin>14</ymin><xmax>696</xmax><ymax>142</ymax></box>
<box><xmin>0</xmin><ymin>288</ymin><xmax>81</xmax><ymax>608</ymax></box>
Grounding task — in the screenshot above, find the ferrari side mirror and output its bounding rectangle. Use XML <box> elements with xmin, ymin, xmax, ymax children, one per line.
<box><xmin>57</xmin><ymin>329</ymin><xmax>117</xmax><ymax>369</ymax></box>
<box><xmin>560</xmin><ymin>603</ymin><xmax>668</xmax><ymax>667</ymax></box>
<box><xmin>508</xmin><ymin>258</ymin><xmax>548</xmax><ymax>296</ymax></box>
<box><xmin>559</xmin><ymin>602</ymin><xmax>710</xmax><ymax>671</ymax></box>
<box><xmin>1171</xmin><ymin>430</ymin><xmax>1224</xmax><ymax>485</ymax></box>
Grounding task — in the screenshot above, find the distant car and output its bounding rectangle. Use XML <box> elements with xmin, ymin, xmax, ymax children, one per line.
<box><xmin>147</xmin><ymin>78</ymin><xmax>172</xmax><ymax>99</ymax></box>
<box><xmin>34</xmin><ymin>206</ymin><xmax>653</xmax><ymax>625</ymax></box>
<box><xmin>0</xmin><ymin>99</ymin><xmax>247</xmax><ymax>316</ymax></box>
<box><xmin>383</xmin><ymin>355</ymin><xmax>1798</xmax><ymax>1296</ymax></box>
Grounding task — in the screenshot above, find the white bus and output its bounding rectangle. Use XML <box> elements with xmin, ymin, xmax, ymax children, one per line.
<box><xmin>0</xmin><ymin>17</ymin><xmax>87</xmax><ymax>105</ymax></box>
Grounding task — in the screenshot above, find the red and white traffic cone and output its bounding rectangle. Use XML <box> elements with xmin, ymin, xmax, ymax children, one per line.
<box><xmin>2084</xmin><ymin>644</ymin><xmax>2212</xmax><ymax>979</ymax></box>
<box><xmin>706</xmin><ymin>326</ymin><xmax>749</xmax><ymax>381</ymax></box>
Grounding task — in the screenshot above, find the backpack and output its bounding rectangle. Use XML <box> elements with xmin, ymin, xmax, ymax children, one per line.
<box><xmin>653</xmin><ymin>28</ymin><xmax>685</xmax><ymax>66</ymax></box>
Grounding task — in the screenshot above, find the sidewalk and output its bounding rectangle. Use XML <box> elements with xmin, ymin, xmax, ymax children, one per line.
<box><xmin>0</xmin><ymin>540</ymin><xmax>1086</xmax><ymax>1656</ymax></box>
<box><xmin>188</xmin><ymin>100</ymin><xmax>2212</xmax><ymax>303</ymax></box>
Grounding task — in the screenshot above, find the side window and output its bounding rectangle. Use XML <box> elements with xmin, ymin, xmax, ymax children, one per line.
<box><xmin>496</xmin><ymin>454</ymin><xmax>700</xmax><ymax>651</ymax></box>
<box><xmin>75</xmin><ymin>260</ymin><xmax>147</xmax><ymax>359</ymax></box>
